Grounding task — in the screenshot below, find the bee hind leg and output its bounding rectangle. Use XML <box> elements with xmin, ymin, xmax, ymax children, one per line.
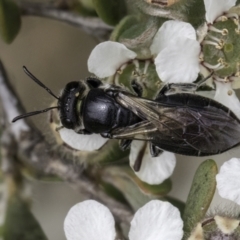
<box><xmin>131</xmin><ymin>79</ymin><xmax>143</xmax><ymax>97</ymax></box>
<box><xmin>158</xmin><ymin>73</ymin><xmax>213</xmax><ymax>96</ymax></box>
<box><xmin>119</xmin><ymin>139</ymin><xmax>132</xmax><ymax>151</ymax></box>
<box><xmin>158</xmin><ymin>83</ymin><xmax>198</xmax><ymax>96</ymax></box>
<box><xmin>149</xmin><ymin>143</ymin><xmax>163</xmax><ymax>157</ymax></box>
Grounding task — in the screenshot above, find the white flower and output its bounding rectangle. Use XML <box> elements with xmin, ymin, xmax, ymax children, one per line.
<box><xmin>216</xmin><ymin>158</ymin><xmax>240</xmax><ymax>205</ymax></box>
<box><xmin>88</xmin><ymin>41</ymin><xmax>137</xmax><ymax>78</ymax></box>
<box><xmin>87</xmin><ymin>0</ymin><xmax>237</xmax><ymax>84</ymax></box>
<box><xmin>88</xmin><ymin>21</ymin><xmax>200</xmax><ymax>84</ymax></box>
<box><xmin>64</xmin><ymin>200</ymin><xmax>183</xmax><ymax>240</ymax></box>
<box><xmin>130</xmin><ymin>141</ymin><xmax>176</xmax><ymax>185</ymax></box>
<box><xmin>59</xmin><ymin>128</ymin><xmax>108</xmax><ymax>151</ymax></box>
<box><xmin>150</xmin><ymin>20</ymin><xmax>200</xmax><ymax>83</ymax></box>
<box><xmin>204</xmin><ymin>0</ymin><xmax>237</xmax><ymax>24</ymax></box>
<box><xmin>64</xmin><ymin>200</ymin><xmax>116</xmax><ymax>240</ymax></box>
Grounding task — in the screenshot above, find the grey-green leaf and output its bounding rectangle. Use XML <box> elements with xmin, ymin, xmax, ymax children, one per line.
<box><xmin>0</xmin><ymin>0</ymin><xmax>21</xmax><ymax>43</ymax></box>
<box><xmin>92</xmin><ymin>0</ymin><xmax>127</xmax><ymax>26</ymax></box>
<box><xmin>3</xmin><ymin>195</ymin><xmax>48</xmax><ymax>240</ymax></box>
<box><xmin>182</xmin><ymin>159</ymin><xmax>217</xmax><ymax>239</ymax></box>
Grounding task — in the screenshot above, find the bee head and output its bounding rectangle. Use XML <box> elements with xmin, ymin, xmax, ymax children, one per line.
<box><xmin>58</xmin><ymin>81</ymin><xmax>86</xmax><ymax>129</ymax></box>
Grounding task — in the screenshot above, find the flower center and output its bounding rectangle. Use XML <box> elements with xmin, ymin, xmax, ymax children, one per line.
<box><xmin>202</xmin><ymin>17</ymin><xmax>240</xmax><ymax>78</ymax></box>
<box><xmin>111</xmin><ymin>60</ymin><xmax>161</xmax><ymax>99</ymax></box>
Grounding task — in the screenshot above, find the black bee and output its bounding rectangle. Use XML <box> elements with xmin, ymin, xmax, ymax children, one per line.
<box><xmin>13</xmin><ymin>66</ymin><xmax>240</xmax><ymax>159</ymax></box>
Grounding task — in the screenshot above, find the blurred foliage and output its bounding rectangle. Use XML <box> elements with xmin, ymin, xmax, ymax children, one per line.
<box><xmin>0</xmin><ymin>0</ymin><xmax>21</xmax><ymax>43</ymax></box>
<box><xmin>3</xmin><ymin>194</ymin><xmax>48</xmax><ymax>240</ymax></box>
<box><xmin>92</xmin><ymin>0</ymin><xmax>127</xmax><ymax>26</ymax></box>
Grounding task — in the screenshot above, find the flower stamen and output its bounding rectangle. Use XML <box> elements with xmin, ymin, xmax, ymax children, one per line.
<box><xmin>143</xmin><ymin>60</ymin><xmax>150</xmax><ymax>74</ymax></box>
<box><xmin>214</xmin><ymin>76</ymin><xmax>229</xmax><ymax>83</ymax></box>
<box><xmin>215</xmin><ymin>15</ymin><xmax>228</xmax><ymax>22</ymax></box>
<box><xmin>209</xmin><ymin>26</ymin><xmax>228</xmax><ymax>36</ymax></box>
<box><xmin>203</xmin><ymin>61</ymin><xmax>224</xmax><ymax>70</ymax></box>
<box><xmin>133</xmin><ymin>60</ymin><xmax>140</xmax><ymax>72</ymax></box>
<box><xmin>226</xmin><ymin>13</ymin><xmax>239</xmax><ymax>20</ymax></box>
<box><xmin>145</xmin><ymin>0</ymin><xmax>178</xmax><ymax>7</ymax></box>
<box><xmin>202</xmin><ymin>40</ymin><xmax>224</xmax><ymax>49</ymax></box>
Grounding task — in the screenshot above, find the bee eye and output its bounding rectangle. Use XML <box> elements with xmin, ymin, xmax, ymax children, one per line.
<box><xmin>65</xmin><ymin>82</ymin><xmax>79</xmax><ymax>92</ymax></box>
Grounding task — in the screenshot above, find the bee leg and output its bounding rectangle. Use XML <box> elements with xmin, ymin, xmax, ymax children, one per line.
<box><xmin>119</xmin><ymin>139</ymin><xmax>132</xmax><ymax>151</ymax></box>
<box><xmin>158</xmin><ymin>72</ymin><xmax>213</xmax><ymax>96</ymax></box>
<box><xmin>149</xmin><ymin>143</ymin><xmax>163</xmax><ymax>157</ymax></box>
<box><xmin>131</xmin><ymin>79</ymin><xmax>143</xmax><ymax>97</ymax></box>
<box><xmin>158</xmin><ymin>83</ymin><xmax>198</xmax><ymax>96</ymax></box>
<box><xmin>77</xmin><ymin>129</ymin><xmax>92</xmax><ymax>135</ymax></box>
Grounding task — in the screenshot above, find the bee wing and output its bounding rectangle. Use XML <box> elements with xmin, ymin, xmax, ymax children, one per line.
<box><xmin>115</xmin><ymin>92</ymin><xmax>240</xmax><ymax>156</ymax></box>
<box><xmin>111</xmin><ymin>120</ymin><xmax>158</xmax><ymax>140</ymax></box>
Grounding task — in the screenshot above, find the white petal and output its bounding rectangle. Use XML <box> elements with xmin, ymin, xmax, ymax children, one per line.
<box><xmin>59</xmin><ymin>128</ymin><xmax>108</xmax><ymax>151</ymax></box>
<box><xmin>214</xmin><ymin>82</ymin><xmax>240</xmax><ymax>118</ymax></box>
<box><xmin>216</xmin><ymin>158</ymin><xmax>240</xmax><ymax>205</ymax></box>
<box><xmin>204</xmin><ymin>0</ymin><xmax>236</xmax><ymax>23</ymax></box>
<box><xmin>129</xmin><ymin>141</ymin><xmax>176</xmax><ymax>184</ymax></box>
<box><xmin>150</xmin><ymin>20</ymin><xmax>196</xmax><ymax>56</ymax></box>
<box><xmin>155</xmin><ymin>38</ymin><xmax>200</xmax><ymax>83</ymax></box>
<box><xmin>129</xmin><ymin>200</ymin><xmax>183</xmax><ymax>240</ymax></box>
<box><xmin>88</xmin><ymin>41</ymin><xmax>137</xmax><ymax>78</ymax></box>
<box><xmin>64</xmin><ymin>200</ymin><xmax>116</xmax><ymax>240</ymax></box>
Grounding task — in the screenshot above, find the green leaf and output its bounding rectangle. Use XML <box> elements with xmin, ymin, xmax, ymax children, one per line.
<box><xmin>72</xmin><ymin>0</ymin><xmax>97</xmax><ymax>17</ymax></box>
<box><xmin>110</xmin><ymin>15</ymin><xmax>139</xmax><ymax>42</ymax></box>
<box><xmin>118</xmin><ymin>17</ymin><xmax>163</xmax><ymax>58</ymax></box>
<box><xmin>101</xmin><ymin>182</ymin><xmax>128</xmax><ymax>205</ymax></box>
<box><xmin>184</xmin><ymin>0</ymin><xmax>206</xmax><ymax>28</ymax></box>
<box><xmin>102</xmin><ymin>166</ymin><xmax>172</xmax><ymax>211</ymax></box>
<box><xmin>3</xmin><ymin>195</ymin><xmax>48</xmax><ymax>240</ymax></box>
<box><xmin>91</xmin><ymin>140</ymin><xmax>130</xmax><ymax>164</ymax></box>
<box><xmin>131</xmin><ymin>175</ymin><xmax>172</xmax><ymax>196</ymax></box>
<box><xmin>182</xmin><ymin>159</ymin><xmax>217</xmax><ymax>239</ymax></box>
<box><xmin>102</xmin><ymin>166</ymin><xmax>153</xmax><ymax>211</ymax></box>
<box><xmin>92</xmin><ymin>0</ymin><xmax>127</xmax><ymax>26</ymax></box>
<box><xmin>0</xmin><ymin>0</ymin><xmax>21</xmax><ymax>43</ymax></box>
<box><xmin>80</xmin><ymin>0</ymin><xmax>95</xmax><ymax>11</ymax></box>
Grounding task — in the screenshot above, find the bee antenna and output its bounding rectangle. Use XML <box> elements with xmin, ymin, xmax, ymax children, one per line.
<box><xmin>12</xmin><ymin>106</ymin><xmax>59</xmax><ymax>123</ymax></box>
<box><xmin>23</xmin><ymin>66</ymin><xmax>59</xmax><ymax>100</ymax></box>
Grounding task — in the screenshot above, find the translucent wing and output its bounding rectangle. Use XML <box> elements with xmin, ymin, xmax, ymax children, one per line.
<box><xmin>112</xmin><ymin>92</ymin><xmax>240</xmax><ymax>156</ymax></box>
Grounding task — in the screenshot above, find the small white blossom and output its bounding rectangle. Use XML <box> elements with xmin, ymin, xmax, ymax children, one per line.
<box><xmin>64</xmin><ymin>200</ymin><xmax>183</xmax><ymax>240</ymax></box>
<box><xmin>64</xmin><ymin>200</ymin><xmax>116</xmax><ymax>240</ymax></box>
<box><xmin>150</xmin><ymin>20</ymin><xmax>200</xmax><ymax>83</ymax></box>
<box><xmin>204</xmin><ymin>0</ymin><xmax>237</xmax><ymax>23</ymax></box>
<box><xmin>59</xmin><ymin>128</ymin><xmax>108</xmax><ymax>151</ymax></box>
<box><xmin>130</xmin><ymin>141</ymin><xmax>176</xmax><ymax>184</ymax></box>
<box><xmin>129</xmin><ymin>200</ymin><xmax>183</xmax><ymax>240</ymax></box>
<box><xmin>88</xmin><ymin>41</ymin><xmax>137</xmax><ymax>78</ymax></box>
<box><xmin>216</xmin><ymin>158</ymin><xmax>240</xmax><ymax>205</ymax></box>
